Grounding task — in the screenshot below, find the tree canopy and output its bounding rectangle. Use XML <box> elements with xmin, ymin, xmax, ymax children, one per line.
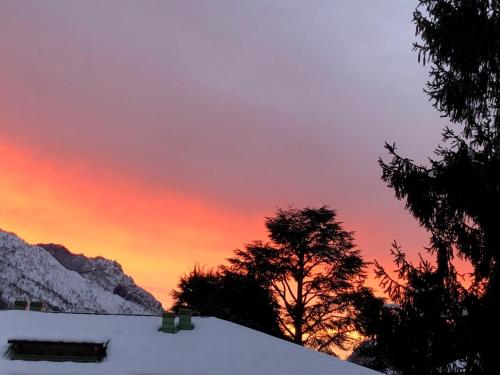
<box><xmin>171</xmin><ymin>266</ymin><xmax>283</xmax><ymax>338</ymax></box>
<box><xmin>228</xmin><ymin>206</ymin><xmax>370</xmax><ymax>355</ymax></box>
<box><xmin>375</xmin><ymin>1</ymin><xmax>500</xmax><ymax>373</ymax></box>
<box><xmin>353</xmin><ymin>243</ymin><xmax>480</xmax><ymax>375</ymax></box>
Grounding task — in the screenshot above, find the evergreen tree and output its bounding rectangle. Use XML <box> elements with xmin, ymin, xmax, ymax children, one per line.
<box><xmin>378</xmin><ymin>1</ymin><xmax>500</xmax><ymax>372</ymax></box>
<box><xmin>171</xmin><ymin>266</ymin><xmax>283</xmax><ymax>338</ymax></box>
<box><xmin>362</xmin><ymin>243</ymin><xmax>481</xmax><ymax>375</ymax></box>
<box><xmin>228</xmin><ymin>206</ymin><xmax>370</xmax><ymax>355</ymax></box>
<box><xmin>348</xmin><ymin>339</ymin><xmax>389</xmax><ymax>374</ymax></box>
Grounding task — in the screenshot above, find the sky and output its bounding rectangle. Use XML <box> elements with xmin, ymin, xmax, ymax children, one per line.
<box><xmin>0</xmin><ymin>0</ymin><xmax>450</xmax><ymax>306</ymax></box>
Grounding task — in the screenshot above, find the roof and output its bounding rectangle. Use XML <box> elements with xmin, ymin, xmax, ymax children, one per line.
<box><xmin>0</xmin><ymin>310</ymin><xmax>381</xmax><ymax>375</ymax></box>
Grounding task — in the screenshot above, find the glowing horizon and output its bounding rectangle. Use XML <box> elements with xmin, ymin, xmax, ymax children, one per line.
<box><xmin>0</xmin><ymin>136</ymin><xmax>270</xmax><ymax>305</ymax></box>
<box><xmin>0</xmin><ymin>134</ymin><xmax>431</xmax><ymax>305</ymax></box>
<box><xmin>0</xmin><ymin>1</ymin><xmax>450</xmax><ymax>307</ymax></box>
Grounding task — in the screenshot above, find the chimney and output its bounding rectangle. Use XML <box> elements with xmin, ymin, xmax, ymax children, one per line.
<box><xmin>178</xmin><ymin>308</ymin><xmax>194</xmax><ymax>330</ymax></box>
<box><xmin>29</xmin><ymin>301</ymin><xmax>43</xmax><ymax>312</ymax></box>
<box><xmin>159</xmin><ymin>312</ymin><xmax>177</xmax><ymax>333</ymax></box>
<box><xmin>13</xmin><ymin>300</ymin><xmax>28</xmax><ymax>311</ymax></box>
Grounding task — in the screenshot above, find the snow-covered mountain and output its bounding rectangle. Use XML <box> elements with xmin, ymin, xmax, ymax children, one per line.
<box><xmin>0</xmin><ymin>230</ymin><xmax>163</xmax><ymax>314</ymax></box>
<box><xmin>37</xmin><ymin>243</ymin><xmax>162</xmax><ymax>313</ymax></box>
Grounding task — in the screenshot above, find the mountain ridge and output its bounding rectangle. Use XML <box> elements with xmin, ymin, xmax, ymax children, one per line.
<box><xmin>0</xmin><ymin>230</ymin><xmax>163</xmax><ymax>314</ymax></box>
<box><xmin>37</xmin><ymin>242</ymin><xmax>163</xmax><ymax>313</ymax></box>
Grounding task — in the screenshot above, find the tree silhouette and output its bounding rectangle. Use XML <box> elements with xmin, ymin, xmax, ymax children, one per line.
<box><xmin>228</xmin><ymin>206</ymin><xmax>370</xmax><ymax>355</ymax></box>
<box><xmin>354</xmin><ymin>242</ymin><xmax>481</xmax><ymax>375</ymax></box>
<box><xmin>348</xmin><ymin>339</ymin><xmax>388</xmax><ymax>374</ymax></box>
<box><xmin>378</xmin><ymin>1</ymin><xmax>500</xmax><ymax>372</ymax></box>
<box><xmin>171</xmin><ymin>266</ymin><xmax>283</xmax><ymax>338</ymax></box>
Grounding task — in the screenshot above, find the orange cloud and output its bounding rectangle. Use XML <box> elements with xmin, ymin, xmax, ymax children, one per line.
<box><xmin>0</xmin><ymin>136</ymin><xmax>267</xmax><ymax>306</ymax></box>
<box><xmin>0</xmin><ymin>131</ymin><xmax>468</xmax><ymax>307</ymax></box>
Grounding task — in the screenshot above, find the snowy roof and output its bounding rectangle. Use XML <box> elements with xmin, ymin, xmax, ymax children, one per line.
<box><xmin>0</xmin><ymin>310</ymin><xmax>381</xmax><ymax>375</ymax></box>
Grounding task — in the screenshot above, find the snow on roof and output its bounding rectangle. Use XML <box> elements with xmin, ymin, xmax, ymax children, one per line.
<box><xmin>7</xmin><ymin>334</ymin><xmax>110</xmax><ymax>344</ymax></box>
<box><xmin>0</xmin><ymin>310</ymin><xmax>381</xmax><ymax>375</ymax></box>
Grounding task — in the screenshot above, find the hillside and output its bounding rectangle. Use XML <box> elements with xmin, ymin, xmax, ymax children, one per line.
<box><xmin>0</xmin><ymin>230</ymin><xmax>162</xmax><ymax>314</ymax></box>
<box><xmin>37</xmin><ymin>243</ymin><xmax>162</xmax><ymax>313</ymax></box>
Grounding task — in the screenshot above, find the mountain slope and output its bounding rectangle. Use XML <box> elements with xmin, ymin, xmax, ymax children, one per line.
<box><xmin>0</xmin><ymin>230</ymin><xmax>162</xmax><ymax>314</ymax></box>
<box><xmin>37</xmin><ymin>243</ymin><xmax>162</xmax><ymax>313</ymax></box>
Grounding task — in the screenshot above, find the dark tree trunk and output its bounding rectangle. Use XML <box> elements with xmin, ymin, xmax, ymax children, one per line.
<box><xmin>294</xmin><ymin>253</ymin><xmax>304</xmax><ymax>345</ymax></box>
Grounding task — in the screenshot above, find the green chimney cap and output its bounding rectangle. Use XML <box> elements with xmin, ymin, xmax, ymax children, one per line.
<box><xmin>159</xmin><ymin>311</ymin><xmax>177</xmax><ymax>333</ymax></box>
<box><xmin>178</xmin><ymin>309</ymin><xmax>194</xmax><ymax>331</ymax></box>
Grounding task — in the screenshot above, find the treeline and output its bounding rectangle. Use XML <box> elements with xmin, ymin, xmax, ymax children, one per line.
<box><xmin>172</xmin><ymin>1</ymin><xmax>500</xmax><ymax>374</ymax></box>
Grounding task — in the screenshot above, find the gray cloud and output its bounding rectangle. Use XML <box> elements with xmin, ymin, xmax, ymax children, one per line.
<box><xmin>0</xmin><ymin>0</ymin><xmax>445</xmax><ymax>253</ymax></box>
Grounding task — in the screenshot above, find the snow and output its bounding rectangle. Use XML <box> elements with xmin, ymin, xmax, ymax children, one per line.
<box><xmin>0</xmin><ymin>230</ymin><xmax>154</xmax><ymax>314</ymax></box>
<box><xmin>7</xmin><ymin>334</ymin><xmax>110</xmax><ymax>344</ymax></box>
<box><xmin>0</xmin><ymin>310</ymin><xmax>382</xmax><ymax>375</ymax></box>
<box><xmin>39</xmin><ymin>243</ymin><xmax>163</xmax><ymax>313</ymax></box>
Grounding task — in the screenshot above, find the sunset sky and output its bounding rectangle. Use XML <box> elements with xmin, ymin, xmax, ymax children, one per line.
<box><xmin>0</xmin><ymin>1</ymin><xmax>449</xmax><ymax>306</ymax></box>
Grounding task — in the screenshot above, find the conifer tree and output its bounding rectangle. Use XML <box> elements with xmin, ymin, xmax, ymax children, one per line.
<box><xmin>171</xmin><ymin>266</ymin><xmax>283</xmax><ymax>338</ymax></box>
<box><xmin>228</xmin><ymin>206</ymin><xmax>369</xmax><ymax>355</ymax></box>
<box><xmin>379</xmin><ymin>1</ymin><xmax>500</xmax><ymax>372</ymax></box>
